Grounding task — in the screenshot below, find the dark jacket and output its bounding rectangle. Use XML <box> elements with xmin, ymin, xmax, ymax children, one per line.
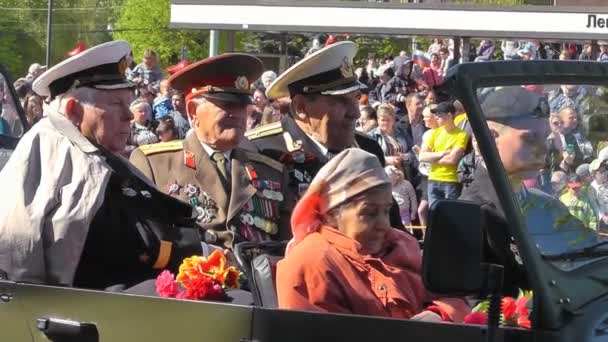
<box><xmin>246</xmin><ymin>116</ymin><xmax>405</xmax><ymax>230</ymax></box>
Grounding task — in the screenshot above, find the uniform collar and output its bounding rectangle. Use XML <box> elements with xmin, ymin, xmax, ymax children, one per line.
<box><xmin>200</xmin><ymin>141</ymin><xmax>232</xmax><ymax>161</ymax></box>
<box><xmin>48</xmin><ymin>111</ymin><xmax>98</xmax><ymax>154</ymax></box>
<box><xmin>306</xmin><ymin>133</ymin><xmax>329</xmax><ymax>157</ymax></box>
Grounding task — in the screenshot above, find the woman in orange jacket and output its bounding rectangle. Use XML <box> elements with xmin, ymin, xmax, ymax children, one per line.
<box><xmin>276</xmin><ymin>148</ymin><xmax>470</xmax><ymax>322</ymax></box>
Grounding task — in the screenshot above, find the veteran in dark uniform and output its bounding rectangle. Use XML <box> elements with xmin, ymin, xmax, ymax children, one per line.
<box><xmin>0</xmin><ymin>41</ymin><xmax>202</xmax><ymax>290</ymax></box>
<box><xmin>246</xmin><ymin>41</ymin><xmax>404</xmax><ymax>228</ymax></box>
<box><xmin>130</xmin><ymin>54</ymin><xmax>292</xmax><ymax>253</ymax></box>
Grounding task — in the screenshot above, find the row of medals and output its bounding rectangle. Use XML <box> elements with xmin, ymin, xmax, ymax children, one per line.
<box><xmin>168</xmin><ymin>182</ymin><xmax>218</xmax><ymax>224</ymax></box>
<box><xmin>168</xmin><ymin>177</ymin><xmax>283</xmax><ymax>237</ymax></box>
<box><xmin>240</xmin><ymin>179</ymin><xmax>283</xmax><ymax>236</ymax></box>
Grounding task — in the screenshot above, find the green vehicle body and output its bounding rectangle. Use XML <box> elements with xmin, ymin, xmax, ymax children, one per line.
<box><xmin>1</xmin><ymin>60</ymin><xmax>607</xmax><ymax>342</ymax></box>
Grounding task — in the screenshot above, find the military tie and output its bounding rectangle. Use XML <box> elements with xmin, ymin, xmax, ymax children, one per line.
<box><xmin>212</xmin><ymin>152</ymin><xmax>228</xmax><ymax>182</ymax></box>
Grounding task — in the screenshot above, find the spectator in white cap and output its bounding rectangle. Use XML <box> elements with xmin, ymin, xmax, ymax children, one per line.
<box><xmin>0</xmin><ymin>40</ymin><xmax>202</xmax><ymax>290</ymax></box>
<box><xmin>25</xmin><ymin>63</ymin><xmax>47</xmax><ymax>82</ymax></box>
<box><xmin>246</xmin><ymin>41</ymin><xmax>405</xmax><ymax>229</ymax></box>
<box><xmin>276</xmin><ymin>148</ymin><xmax>469</xmax><ymax>321</ymax></box>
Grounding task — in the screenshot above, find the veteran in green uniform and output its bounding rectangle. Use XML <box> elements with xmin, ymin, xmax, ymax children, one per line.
<box><xmin>130</xmin><ymin>54</ymin><xmax>292</xmax><ymax>252</ymax></box>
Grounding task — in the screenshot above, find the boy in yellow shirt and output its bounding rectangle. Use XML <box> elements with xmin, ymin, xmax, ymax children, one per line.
<box><xmin>419</xmin><ymin>102</ymin><xmax>469</xmax><ymax>207</ymax></box>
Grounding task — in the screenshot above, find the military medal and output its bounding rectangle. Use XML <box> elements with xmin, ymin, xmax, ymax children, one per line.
<box><xmin>122</xmin><ymin>187</ymin><xmax>137</xmax><ymax>197</ymax></box>
<box><xmin>140</xmin><ymin>190</ymin><xmax>152</xmax><ymax>199</ymax></box>
<box><xmin>186</xmin><ymin>184</ymin><xmax>199</xmax><ymax>197</ymax></box>
<box><xmin>167</xmin><ymin>181</ymin><xmax>181</xmax><ymax>195</ymax></box>
<box><xmin>294</xmin><ymin>169</ymin><xmax>304</xmax><ymax>182</ymax></box>
<box><xmin>292</xmin><ymin>151</ymin><xmax>306</xmax><ymax>164</ymax></box>
<box><xmin>241</xmin><ymin>213</ymin><xmax>254</xmax><ymax>226</ymax></box>
<box><xmin>186</xmin><ymin>184</ymin><xmax>217</xmax><ymax>224</ymax></box>
<box><xmin>245</xmin><ymin>164</ymin><xmax>258</xmax><ymax>181</ymax></box>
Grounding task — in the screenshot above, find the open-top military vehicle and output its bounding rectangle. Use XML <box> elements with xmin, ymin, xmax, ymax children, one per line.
<box><xmin>1</xmin><ymin>59</ymin><xmax>608</xmax><ymax>342</ymax></box>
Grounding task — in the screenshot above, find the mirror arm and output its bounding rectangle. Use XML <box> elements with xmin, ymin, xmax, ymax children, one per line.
<box><xmin>480</xmin><ymin>263</ymin><xmax>504</xmax><ymax>342</ymax></box>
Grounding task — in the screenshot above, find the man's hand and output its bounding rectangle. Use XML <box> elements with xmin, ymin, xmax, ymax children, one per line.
<box><xmin>386</xmin><ymin>155</ymin><xmax>403</xmax><ymax>166</ymax></box>
<box><xmin>602</xmin><ymin>214</ymin><xmax>608</xmax><ymax>225</ymax></box>
<box><xmin>224</xmin><ymin>248</ymin><xmax>238</xmax><ymax>268</ymax></box>
<box><xmin>412</xmin><ymin>145</ymin><xmax>421</xmax><ymax>155</ymax></box>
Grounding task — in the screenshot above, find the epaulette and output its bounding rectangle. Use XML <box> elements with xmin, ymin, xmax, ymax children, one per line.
<box><xmin>138</xmin><ymin>141</ymin><xmax>183</xmax><ymax>156</ymax></box>
<box><xmin>244</xmin><ymin>150</ymin><xmax>285</xmax><ymax>173</ymax></box>
<box><xmin>245</xmin><ymin>121</ymin><xmax>283</xmax><ymax>140</ymax></box>
<box><xmin>355</xmin><ymin>130</ymin><xmax>371</xmax><ymax>139</ymax></box>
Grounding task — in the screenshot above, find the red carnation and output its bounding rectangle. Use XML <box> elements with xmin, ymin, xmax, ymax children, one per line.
<box><xmin>517</xmin><ymin>315</ymin><xmax>531</xmax><ymax>329</ymax></box>
<box><xmin>502</xmin><ymin>297</ymin><xmax>517</xmax><ymax>321</ymax></box>
<box><xmin>464</xmin><ymin>312</ymin><xmax>488</xmax><ymax>325</ymax></box>
<box><xmin>155</xmin><ymin>270</ymin><xmax>179</xmax><ymax>298</ymax></box>
<box><xmin>515</xmin><ymin>296</ymin><xmax>529</xmax><ymax>317</ymax></box>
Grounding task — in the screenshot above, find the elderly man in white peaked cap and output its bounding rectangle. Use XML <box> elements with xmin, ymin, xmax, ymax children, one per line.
<box><xmin>0</xmin><ymin>41</ymin><xmax>202</xmax><ymax>289</ymax></box>
<box><xmin>245</xmin><ymin>41</ymin><xmax>404</xmax><ymax>229</ymax></box>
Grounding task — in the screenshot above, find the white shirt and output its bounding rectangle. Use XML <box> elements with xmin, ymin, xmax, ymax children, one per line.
<box><xmin>201</xmin><ymin>142</ymin><xmax>232</xmax><ymax>177</ymax></box>
<box><xmin>306</xmin><ymin>134</ymin><xmax>329</xmax><ymax>157</ymax></box>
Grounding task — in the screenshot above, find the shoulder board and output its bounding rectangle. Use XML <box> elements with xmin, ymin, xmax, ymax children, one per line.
<box><xmin>138</xmin><ymin>141</ymin><xmax>183</xmax><ymax>156</ymax></box>
<box><xmin>245</xmin><ymin>122</ymin><xmax>283</xmax><ymax>140</ymax></box>
<box><xmin>354</xmin><ymin>130</ymin><xmax>376</xmax><ymax>143</ymax></box>
<box><xmin>244</xmin><ymin>150</ymin><xmax>284</xmax><ymax>172</ymax></box>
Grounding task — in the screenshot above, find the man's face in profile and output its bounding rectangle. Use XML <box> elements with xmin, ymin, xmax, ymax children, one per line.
<box><xmin>488</xmin><ymin>116</ymin><xmax>550</xmax><ymax>180</ymax></box>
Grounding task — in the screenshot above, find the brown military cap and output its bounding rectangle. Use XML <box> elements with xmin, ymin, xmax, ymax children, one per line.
<box><xmin>168</xmin><ymin>53</ymin><xmax>264</xmax><ymax>105</ymax></box>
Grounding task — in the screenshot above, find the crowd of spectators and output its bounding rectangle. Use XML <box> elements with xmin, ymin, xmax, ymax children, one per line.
<box><xmin>349</xmin><ymin>38</ymin><xmax>608</xmax><ymax>235</ymax></box>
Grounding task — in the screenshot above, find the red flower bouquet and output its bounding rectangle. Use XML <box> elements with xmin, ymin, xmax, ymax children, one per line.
<box><xmin>155</xmin><ymin>250</ymin><xmax>241</xmax><ymax>301</ymax></box>
<box><xmin>464</xmin><ymin>290</ymin><xmax>532</xmax><ymax>329</ymax></box>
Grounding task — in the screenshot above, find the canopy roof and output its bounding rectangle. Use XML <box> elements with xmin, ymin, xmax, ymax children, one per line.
<box><xmin>171</xmin><ymin>0</ymin><xmax>608</xmax><ymax>40</ymax></box>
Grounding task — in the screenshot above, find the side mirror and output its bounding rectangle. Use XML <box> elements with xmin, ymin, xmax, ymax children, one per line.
<box><xmin>422</xmin><ymin>199</ymin><xmax>484</xmax><ymax>295</ymax></box>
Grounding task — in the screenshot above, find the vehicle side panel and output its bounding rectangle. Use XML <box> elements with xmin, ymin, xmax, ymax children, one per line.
<box><xmin>14</xmin><ymin>283</ymin><xmax>252</xmax><ymax>342</ymax></box>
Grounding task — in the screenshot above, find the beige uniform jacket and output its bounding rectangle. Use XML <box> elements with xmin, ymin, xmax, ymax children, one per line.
<box><xmin>0</xmin><ymin>112</ymin><xmax>111</xmax><ymax>286</ymax></box>
<box><xmin>129</xmin><ymin>133</ymin><xmax>293</xmax><ymax>249</ymax></box>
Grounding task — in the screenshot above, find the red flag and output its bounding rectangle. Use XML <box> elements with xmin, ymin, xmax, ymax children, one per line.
<box><xmin>67</xmin><ymin>42</ymin><xmax>88</xmax><ymax>57</ymax></box>
<box><xmin>167</xmin><ymin>60</ymin><xmax>190</xmax><ymax>75</ymax></box>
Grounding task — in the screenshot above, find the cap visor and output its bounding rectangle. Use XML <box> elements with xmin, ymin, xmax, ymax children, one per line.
<box><xmin>92</xmin><ymin>80</ymin><xmax>135</xmax><ymax>91</ymax></box>
<box><xmin>202</xmin><ymin>92</ymin><xmax>252</xmax><ymax>105</ymax></box>
<box><xmin>320</xmin><ymin>80</ymin><xmax>367</xmax><ymax>96</ymax></box>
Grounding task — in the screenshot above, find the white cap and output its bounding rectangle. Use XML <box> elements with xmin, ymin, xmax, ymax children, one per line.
<box><xmin>598</xmin><ymin>146</ymin><xmax>608</xmax><ymax>162</ymax></box>
<box><xmin>266</xmin><ymin>41</ymin><xmax>364</xmax><ymax>99</ymax></box>
<box><xmin>28</xmin><ymin>63</ymin><xmax>47</xmax><ymax>75</ymax></box>
<box><xmin>590</xmin><ymin>158</ymin><xmax>607</xmax><ymax>174</ymax></box>
<box><xmin>33</xmin><ymin>40</ymin><xmax>134</xmax><ymax>98</ymax></box>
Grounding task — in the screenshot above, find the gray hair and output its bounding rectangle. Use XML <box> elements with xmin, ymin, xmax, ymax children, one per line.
<box><xmin>47</xmin><ymin>86</ymin><xmax>96</xmax><ymax>116</ymax></box>
<box><xmin>129</xmin><ymin>99</ymin><xmax>151</xmax><ymax>115</ymax></box>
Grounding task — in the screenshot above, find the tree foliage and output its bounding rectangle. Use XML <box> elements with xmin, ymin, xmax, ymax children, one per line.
<box><xmin>112</xmin><ymin>0</ymin><xmax>209</xmax><ymax>68</ymax></box>
<box><xmin>0</xmin><ymin>0</ymin><xmax>119</xmax><ymax>77</ymax></box>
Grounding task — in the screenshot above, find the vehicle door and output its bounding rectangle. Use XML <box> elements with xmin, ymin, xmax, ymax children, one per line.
<box><xmin>3</xmin><ymin>280</ymin><xmax>252</xmax><ymax>342</ymax></box>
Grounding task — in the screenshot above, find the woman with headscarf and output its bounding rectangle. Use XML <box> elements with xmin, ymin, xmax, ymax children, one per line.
<box><xmin>276</xmin><ymin>148</ymin><xmax>469</xmax><ymax>322</ymax></box>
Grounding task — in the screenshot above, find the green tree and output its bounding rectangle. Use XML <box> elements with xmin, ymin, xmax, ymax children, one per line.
<box><xmin>113</xmin><ymin>0</ymin><xmax>209</xmax><ymax>68</ymax></box>
<box><xmin>0</xmin><ymin>0</ymin><xmax>120</xmax><ymax>77</ymax></box>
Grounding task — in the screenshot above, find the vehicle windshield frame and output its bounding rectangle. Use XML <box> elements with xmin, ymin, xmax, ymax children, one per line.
<box><xmin>0</xmin><ymin>64</ymin><xmax>30</xmax><ymax>136</ymax></box>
